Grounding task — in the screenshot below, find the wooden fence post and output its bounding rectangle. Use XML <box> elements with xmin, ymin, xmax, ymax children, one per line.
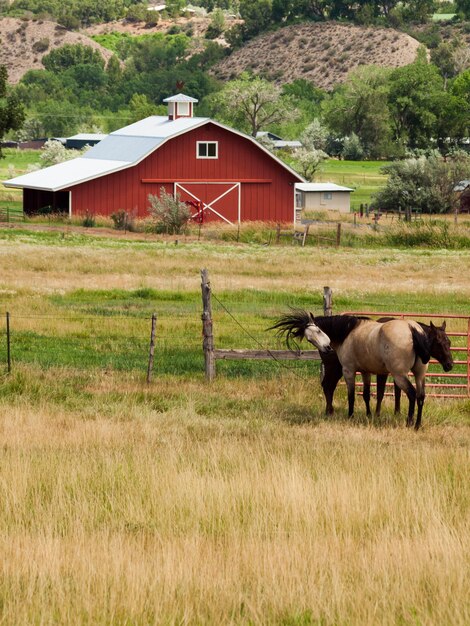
<box><xmin>301</xmin><ymin>224</ymin><xmax>310</xmax><ymax>247</ymax></box>
<box><xmin>336</xmin><ymin>223</ymin><xmax>341</xmax><ymax>247</ymax></box>
<box><xmin>146</xmin><ymin>313</ymin><xmax>157</xmax><ymax>384</ymax></box>
<box><xmin>201</xmin><ymin>268</ymin><xmax>215</xmax><ymax>381</ymax></box>
<box><xmin>6</xmin><ymin>312</ymin><xmax>11</xmax><ymax>373</ymax></box>
<box><xmin>323</xmin><ymin>287</ymin><xmax>332</xmax><ymax>317</ymax></box>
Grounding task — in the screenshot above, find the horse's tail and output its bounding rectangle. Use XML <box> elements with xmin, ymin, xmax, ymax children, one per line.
<box><xmin>410</xmin><ymin>324</ymin><xmax>431</xmax><ymax>364</ymax></box>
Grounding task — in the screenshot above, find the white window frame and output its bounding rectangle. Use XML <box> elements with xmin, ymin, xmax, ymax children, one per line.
<box><xmin>197</xmin><ymin>141</ymin><xmax>218</xmax><ymax>159</ymax></box>
<box><xmin>323</xmin><ymin>192</ymin><xmax>333</xmax><ymax>200</ymax></box>
<box><xmin>177</xmin><ymin>101</ymin><xmax>190</xmax><ymax>116</ymax></box>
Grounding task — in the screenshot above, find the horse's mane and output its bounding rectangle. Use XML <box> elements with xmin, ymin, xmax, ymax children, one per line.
<box><xmin>268</xmin><ymin>309</ymin><xmax>368</xmax><ymax>350</ymax></box>
<box><xmin>314</xmin><ymin>314</ymin><xmax>369</xmax><ymax>343</ymax></box>
<box><xmin>409</xmin><ymin>324</ymin><xmax>431</xmax><ymax>364</ymax></box>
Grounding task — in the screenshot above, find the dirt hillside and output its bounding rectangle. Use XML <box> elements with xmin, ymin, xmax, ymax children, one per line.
<box><xmin>212</xmin><ymin>22</ymin><xmax>421</xmax><ymax>90</ymax></box>
<box><xmin>0</xmin><ymin>18</ymin><xmax>116</xmax><ymax>83</ymax></box>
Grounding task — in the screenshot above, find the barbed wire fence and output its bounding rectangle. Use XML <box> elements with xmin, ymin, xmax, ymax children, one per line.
<box><xmin>2</xmin><ymin>278</ymin><xmax>468</xmax><ymax>398</ymax></box>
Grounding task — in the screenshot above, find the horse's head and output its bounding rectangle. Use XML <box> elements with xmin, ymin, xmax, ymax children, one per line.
<box><xmin>429</xmin><ymin>321</ymin><xmax>453</xmax><ymax>372</ymax></box>
<box><xmin>305</xmin><ymin>313</ymin><xmax>333</xmax><ymax>353</ymax></box>
<box><xmin>268</xmin><ymin>309</ymin><xmax>332</xmax><ymax>353</ymax></box>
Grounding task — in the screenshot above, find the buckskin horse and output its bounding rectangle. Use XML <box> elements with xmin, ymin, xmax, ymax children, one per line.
<box><xmin>270</xmin><ymin>311</ymin><xmax>453</xmax><ymax>430</ymax></box>
<box><xmin>318</xmin><ymin>318</ymin><xmax>453</xmax><ymax>420</ymax></box>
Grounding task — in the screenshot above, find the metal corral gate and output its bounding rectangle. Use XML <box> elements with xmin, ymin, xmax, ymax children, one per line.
<box><xmin>344</xmin><ymin>311</ymin><xmax>470</xmax><ymax>399</ymax></box>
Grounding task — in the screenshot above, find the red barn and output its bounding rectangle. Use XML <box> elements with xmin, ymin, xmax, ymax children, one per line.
<box><xmin>5</xmin><ymin>94</ymin><xmax>304</xmax><ymax>224</ymax></box>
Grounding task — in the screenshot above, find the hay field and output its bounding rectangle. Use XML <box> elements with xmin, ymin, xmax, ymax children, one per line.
<box><xmin>0</xmin><ymin>227</ymin><xmax>469</xmax><ymax>625</ymax></box>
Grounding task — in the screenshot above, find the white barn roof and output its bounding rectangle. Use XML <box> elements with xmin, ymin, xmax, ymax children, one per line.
<box><xmin>4</xmin><ymin>114</ymin><xmax>304</xmax><ymax>192</ymax></box>
<box><xmin>296</xmin><ymin>182</ymin><xmax>354</xmax><ymax>192</ymax></box>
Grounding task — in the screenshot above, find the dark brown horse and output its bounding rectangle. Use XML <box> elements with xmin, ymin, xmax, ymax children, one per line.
<box><xmin>271</xmin><ymin>311</ymin><xmax>453</xmax><ymax>429</ymax></box>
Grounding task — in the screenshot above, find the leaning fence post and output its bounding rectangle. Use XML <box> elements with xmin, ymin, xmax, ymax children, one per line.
<box><xmin>6</xmin><ymin>312</ymin><xmax>11</xmax><ymax>373</ymax></box>
<box><xmin>146</xmin><ymin>313</ymin><xmax>157</xmax><ymax>384</ymax></box>
<box><xmin>323</xmin><ymin>287</ymin><xmax>332</xmax><ymax>317</ymax></box>
<box><xmin>201</xmin><ymin>268</ymin><xmax>215</xmax><ymax>381</ymax></box>
<box><xmin>301</xmin><ymin>224</ymin><xmax>309</xmax><ymax>247</ymax></box>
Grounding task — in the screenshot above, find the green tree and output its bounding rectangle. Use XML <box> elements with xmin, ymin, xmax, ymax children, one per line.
<box><xmin>205</xmin><ymin>8</ymin><xmax>226</xmax><ymax>38</ymax></box>
<box><xmin>455</xmin><ymin>0</ymin><xmax>470</xmax><ymax>18</ymax></box>
<box><xmin>42</xmin><ymin>44</ymin><xmax>105</xmax><ymax>73</ymax></box>
<box><xmin>209</xmin><ymin>73</ymin><xmax>298</xmax><ymax>137</ymax></box>
<box><xmin>239</xmin><ymin>0</ymin><xmax>273</xmax><ymax>39</ymax></box>
<box><xmin>342</xmin><ymin>132</ymin><xmax>365</xmax><ymax>160</ymax></box>
<box><xmin>0</xmin><ymin>65</ymin><xmax>25</xmax><ymax>158</ymax></box>
<box><xmin>430</xmin><ymin>42</ymin><xmax>458</xmax><ymax>85</ymax></box>
<box><xmin>388</xmin><ymin>59</ymin><xmax>445</xmax><ymax>150</ymax></box>
<box><xmin>374</xmin><ymin>154</ymin><xmax>470</xmax><ymax>217</ymax></box>
<box><xmin>301</xmin><ymin>118</ymin><xmax>329</xmax><ymax>151</ymax></box>
<box><xmin>128</xmin><ymin>94</ymin><xmax>159</xmax><ymax>123</ymax></box>
<box><xmin>106</xmin><ymin>55</ymin><xmax>122</xmax><ymax>83</ymax></box>
<box><xmin>294</xmin><ymin>147</ymin><xmax>328</xmax><ymax>180</ymax></box>
<box><xmin>321</xmin><ymin>66</ymin><xmax>394</xmax><ymax>158</ymax></box>
<box><xmin>400</xmin><ymin>0</ymin><xmax>434</xmax><ymax>22</ymax></box>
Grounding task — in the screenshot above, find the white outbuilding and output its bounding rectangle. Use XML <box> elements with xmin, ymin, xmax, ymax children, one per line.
<box><xmin>295</xmin><ymin>182</ymin><xmax>354</xmax><ymax>216</ymax></box>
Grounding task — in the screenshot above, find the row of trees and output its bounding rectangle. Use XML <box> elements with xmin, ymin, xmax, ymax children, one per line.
<box><xmin>228</xmin><ymin>0</ymin><xmax>457</xmax><ymax>45</ymax></box>
<box><xmin>207</xmin><ymin>56</ymin><xmax>470</xmax><ymax>160</ymax></box>
<box><xmin>11</xmin><ymin>37</ymin><xmax>224</xmax><ymax>137</ymax></box>
<box><xmin>3</xmin><ymin>30</ymin><xmax>470</xmax><ymax>160</ymax></box>
<box><xmin>0</xmin><ymin>0</ymin><xmax>194</xmax><ymax>27</ymax></box>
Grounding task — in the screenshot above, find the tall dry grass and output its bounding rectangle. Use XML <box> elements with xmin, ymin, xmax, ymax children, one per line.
<box><xmin>0</xmin><ymin>369</ymin><xmax>469</xmax><ymax>625</ymax></box>
<box><xmin>2</xmin><ymin>236</ymin><xmax>470</xmax><ymax>297</ymax></box>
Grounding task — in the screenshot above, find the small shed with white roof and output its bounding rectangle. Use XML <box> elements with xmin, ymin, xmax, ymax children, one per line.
<box><xmin>295</xmin><ymin>182</ymin><xmax>354</xmax><ymax>216</ymax></box>
<box><xmin>4</xmin><ymin>93</ymin><xmax>304</xmax><ymax>224</ymax></box>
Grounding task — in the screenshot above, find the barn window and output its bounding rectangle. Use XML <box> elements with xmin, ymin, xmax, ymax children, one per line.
<box><xmin>197</xmin><ymin>141</ymin><xmax>218</xmax><ymax>159</ymax></box>
<box><xmin>323</xmin><ymin>192</ymin><xmax>332</xmax><ymax>200</ymax></box>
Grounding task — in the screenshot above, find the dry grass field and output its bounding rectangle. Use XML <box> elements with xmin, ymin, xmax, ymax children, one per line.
<box><xmin>0</xmin><ymin>225</ymin><xmax>469</xmax><ymax>625</ymax></box>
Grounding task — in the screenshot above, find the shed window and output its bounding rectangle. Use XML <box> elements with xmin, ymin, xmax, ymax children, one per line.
<box><xmin>323</xmin><ymin>192</ymin><xmax>332</xmax><ymax>200</ymax></box>
<box><xmin>197</xmin><ymin>141</ymin><xmax>218</xmax><ymax>159</ymax></box>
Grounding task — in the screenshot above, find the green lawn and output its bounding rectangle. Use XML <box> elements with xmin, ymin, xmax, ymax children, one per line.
<box><xmin>316</xmin><ymin>160</ymin><xmax>389</xmax><ymax>209</ymax></box>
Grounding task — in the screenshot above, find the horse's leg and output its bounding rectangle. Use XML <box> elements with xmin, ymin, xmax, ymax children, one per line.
<box><xmin>413</xmin><ymin>364</ymin><xmax>427</xmax><ymax>431</ymax></box>
<box><xmin>320</xmin><ymin>352</ymin><xmax>343</xmax><ymax>415</ymax></box>
<box><xmin>393</xmin><ymin>374</ymin><xmax>416</xmax><ymax>427</ymax></box>
<box><xmin>343</xmin><ymin>369</ymin><xmax>356</xmax><ymax>418</ymax></box>
<box><xmin>394</xmin><ymin>382</ymin><xmax>401</xmax><ymax>415</ymax></box>
<box><xmin>362</xmin><ymin>372</ymin><xmax>372</xmax><ymax>417</ymax></box>
<box><xmin>375</xmin><ymin>374</ymin><xmax>387</xmax><ymax>417</ymax></box>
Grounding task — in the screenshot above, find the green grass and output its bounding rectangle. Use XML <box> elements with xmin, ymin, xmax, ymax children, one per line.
<box><xmin>432</xmin><ymin>13</ymin><xmax>456</xmax><ymax>20</ymax></box>
<box><xmin>316</xmin><ymin>160</ymin><xmax>389</xmax><ymax>208</ymax></box>
<box><xmin>0</xmin><ymin>148</ymin><xmax>41</xmax><ymax>175</ymax></box>
<box><xmin>1</xmin><ymin>279</ymin><xmax>469</xmax><ymax>381</ymax></box>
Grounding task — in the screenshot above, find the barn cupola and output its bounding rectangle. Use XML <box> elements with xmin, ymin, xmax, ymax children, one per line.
<box><xmin>163</xmin><ymin>94</ymin><xmax>198</xmax><ymax>121</ymax></box>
